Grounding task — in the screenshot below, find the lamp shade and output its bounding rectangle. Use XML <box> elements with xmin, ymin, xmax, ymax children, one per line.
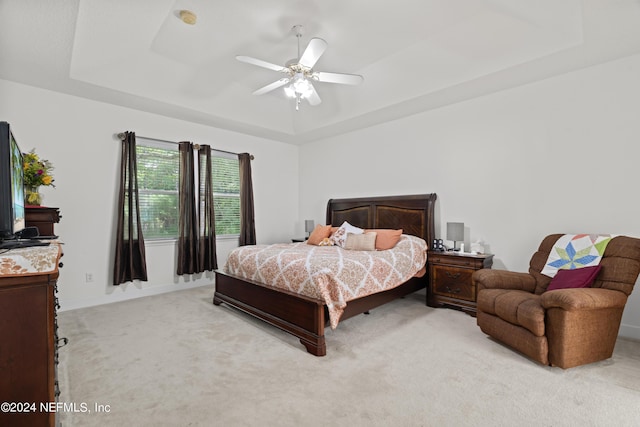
<box><xmin>446</xmin><ymin>222</ymin><xmax>464</xmax><ymax>242</ymax></box>
<box><xmin>305</xmin><ymin>220</ymin><xmax>315</xmax><ymax>233</ymax></box>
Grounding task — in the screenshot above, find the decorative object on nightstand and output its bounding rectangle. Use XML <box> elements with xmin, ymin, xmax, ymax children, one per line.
<box><xmin>431</xmin><ymin>238</ymin><xmax>445</xmax><ymax>251</ymax></box>
<box><xmin>427</xmin><ymin>250</ymin><xmax>493</xmax><ymax>316</ymax></box>
<box><xmin>446</xmin><ymin>222</ymin><xmax>464</xmax><ymax>251</ymax></box>
<box><xmin>305</xmin><ymin>219</ymin><xmax>314</xmax><ymax>239</ymax></box>
<box><xmin>471</xmin><ymin>239</ymin><xmax>485</xmax><ymax>254</ymax></box>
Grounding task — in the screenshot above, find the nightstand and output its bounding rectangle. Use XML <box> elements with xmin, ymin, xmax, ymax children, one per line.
<box><xmin>427</xmin><ymin>251</ymin><xmax>493</xmax><ymax>316</ymax></box>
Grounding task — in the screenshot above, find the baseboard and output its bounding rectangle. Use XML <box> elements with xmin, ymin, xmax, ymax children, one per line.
<box><xmin>58</xmin><ymin>287</ymin><xmax>640</xmax><ymax>341</ymax></box>
<box><xmin>59</xmin><ymin>282</ymin><xmax>213</xmax><ymax>312</ymax></box>
<box><xmin>619</xmin><ymin>323</ymin><xmax>640</xmax><ymax>341</ymax></box>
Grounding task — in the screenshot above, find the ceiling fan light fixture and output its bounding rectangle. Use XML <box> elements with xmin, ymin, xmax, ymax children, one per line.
<box><xmin>236</xmin><ymin>24</ymin><xmax>362</xmax><ymax>110</ymax></box>
<box><xmin>285</xmin><ymin>73</ymin><xmax>313</xmax><ymax>99</ymax></box>
<box><xmin>284</xmin><ymin>85</ymin><xmax>295</xmax><ymax>98</ymax></box>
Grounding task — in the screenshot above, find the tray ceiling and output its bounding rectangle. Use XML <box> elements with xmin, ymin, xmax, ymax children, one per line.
<box><xmin>1</xmin><ymin>0</ymin><xmax>640</xmax><ymax>144</ymax></box>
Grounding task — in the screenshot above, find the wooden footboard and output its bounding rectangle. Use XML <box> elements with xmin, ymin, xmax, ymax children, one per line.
<box><xmin>213</xmin><ymin>270</ymin><xmax>327</xmax><ymax>356</ymax></box>
<box><xmin>213</xmin><ymin>270</ymin><xmax>427</xmax><ymax>356</ymax></box>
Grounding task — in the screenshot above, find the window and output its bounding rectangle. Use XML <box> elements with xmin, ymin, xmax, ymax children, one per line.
<box><xmin>136</xmin><ymin>140</ymin><xmax>180</xmax><ymax>239</ymax></box>
<box><xmin>207</xmin><ymin>152</ymin><xmax>241</xmax><ymax>236</ymax></box>
<box><xmin>136</xmin><ymin>138</ymin><xmax>240</xmax><ymax>239</ymax></box>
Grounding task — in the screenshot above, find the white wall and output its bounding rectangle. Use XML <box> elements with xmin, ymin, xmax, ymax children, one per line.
<box><xmin>299</xmin><ymin>53</ymin><xmax>640</xmax><ymax>340</ymax></box>
<box><xmin>0</xmin><ymin>79</ymin><xmax>300</xmax><ymax>311</ymax></box>
<box><xmin>3</xmin><ymin>52</ymin><xmax>640</xmax><ymax>339</ymax></box>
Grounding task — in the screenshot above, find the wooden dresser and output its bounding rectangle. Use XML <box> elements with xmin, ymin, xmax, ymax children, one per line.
<box><xmin>427</xmin><ymin>250</ymin><xmax>493</xmax><ymax>316</ymax></box>
<box><xmin>0</xmin><ymin>242</ymin><xmax>63</xmax><ymax>427</ymax></box>
<box><xmin>25</xmin><ymin>207</ymin><xmax>61</xmax><ymax>237</ymax></box>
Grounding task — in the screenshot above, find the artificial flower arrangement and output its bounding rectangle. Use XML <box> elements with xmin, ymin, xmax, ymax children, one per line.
<box><xmin>23</xmin><ymin>149</ymin><xmax>55</xmax><ymax>205</ymax></box>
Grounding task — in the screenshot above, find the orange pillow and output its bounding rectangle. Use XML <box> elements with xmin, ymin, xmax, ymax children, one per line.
<box><xmin>307</xmin><ymin>224</ymin><xmax>333</xmax><ymax>245</ymax></box>
<box><xmin>366</xmin><ymin>229</ymin><xmax>403</xmax><ymax>250</ymax></box>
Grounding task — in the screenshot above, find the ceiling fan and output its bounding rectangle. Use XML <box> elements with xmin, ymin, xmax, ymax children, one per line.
<box><xmin>236</xmin><ymin>25</ymin><xmax>364</xmax><ymax>110</ymax></box>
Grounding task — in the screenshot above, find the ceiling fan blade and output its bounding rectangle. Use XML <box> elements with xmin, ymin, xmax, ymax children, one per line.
<box><xmin>298</xmin><ymin>38</ymin><xmax>327</xmax><ymax>68</ymax></box>
<box><xmin>314</xmin><ymin>71</ymin><xmax>364</xmax><ymax>85</ymax></box>
<box><xmin>252</xmin><ymin>78</ymin><xmax>290</xmax><ymax>96</ymax></box>
<box><xmin>306</xmin><ymin>84</ymin><xmax>322</xmax><ymax>106</ymax></box>
<box><xmin>236</xmin><ymin>55</ymin><xmax>288</xmax><ymax>73</ymax></box>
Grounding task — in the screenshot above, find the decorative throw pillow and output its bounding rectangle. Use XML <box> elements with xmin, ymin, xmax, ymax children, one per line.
<box><xmin>307</xmin><ymin>224</ymin><xmax>333</xmax><ymax>245</ymax></box>
<box><xmin>330</xmin><ymin>221</ymin><xmax>364</xmax><ymax>248</ymax></box>
<box><xmin>318</xmin><ymin>237</ymin><xmax>334</xmax><ymax>246</ymax></box>
<box><xmin>546</xmin><ymin>265</ymin><xmax>602</xmax><ymax>291</ymax></box>
<box><xmin>366</xmin><ymin>229</ymin><xmax>403</xmax><ymax>250</ymax></box>
<box><xmin>345</xmin><ymin>232</ymin><xmax>377</xmax><ymax>251</ymax></box>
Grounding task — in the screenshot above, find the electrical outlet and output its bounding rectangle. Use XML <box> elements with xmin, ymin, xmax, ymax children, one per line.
<box><xmin>85</xmin><ymin>273</ymin><xmax>94</xmax><ymax>283</ymax></box>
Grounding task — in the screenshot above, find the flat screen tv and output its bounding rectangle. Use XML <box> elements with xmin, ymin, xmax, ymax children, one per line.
<box><xmin>0</xmin><ymin>121</ymin><xmax>26</xmax><ymax>240</ymax></box>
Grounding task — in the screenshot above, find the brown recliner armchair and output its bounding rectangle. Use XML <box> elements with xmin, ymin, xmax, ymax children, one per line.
<box><xmin>474</xmin><ymin>234</ymin><xmax>640</xmax><ymax>369</ymax></box>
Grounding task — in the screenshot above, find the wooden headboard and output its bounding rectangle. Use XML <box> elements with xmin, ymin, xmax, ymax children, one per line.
<box><xmin>326</xmin><ymin>194</ymin><xmax>437</xmax><ymax>244</ymax></box>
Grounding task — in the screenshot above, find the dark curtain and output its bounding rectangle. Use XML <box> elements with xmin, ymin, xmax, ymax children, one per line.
<box><xmin>238</xmin><ymin>153</ymin><xmax>256</xmax><ymax>245</ymax></box>
<box><xmin>198</xmin><ymin>145</ymin><xmax>217</xmax><ymax>270</ymax></box>
<box><xmin>177</xmin><ymin>142</ymin><xmax>199</xmax><ymax>275</ymax></box>
<box><xmin>113</xmin><ymin>131</ymin><xmax>148</xmax><ymax>285</ymax></box>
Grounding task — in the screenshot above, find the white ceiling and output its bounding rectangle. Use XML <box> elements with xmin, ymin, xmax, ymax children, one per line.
<box><xmin>2</xmin><ymin>0</ymin><xmax>640</xmax><ymax>144</ymax></box>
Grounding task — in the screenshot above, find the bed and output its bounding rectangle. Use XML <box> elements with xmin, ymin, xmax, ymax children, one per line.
<box><xmin>213</xmin><ymin>193</ymin><xmax>437</xmax><ymax>356</ymax></box>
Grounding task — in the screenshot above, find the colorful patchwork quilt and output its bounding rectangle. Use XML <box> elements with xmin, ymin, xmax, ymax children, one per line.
<box><xmin>541</xmin><ymin>234</ymin><xmax>615</xmax><ymax>278</ymax></box>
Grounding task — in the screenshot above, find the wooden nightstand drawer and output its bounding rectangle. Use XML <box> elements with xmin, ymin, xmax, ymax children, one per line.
<box><xmin>431</xmin><ymin>265</ymin><xmax>475</xmax><ymax>301</ymax></box>
<box><xmin>427</xmin><ymin>251</ymin><xmax>494</xmax><ymax>316</ymax></box>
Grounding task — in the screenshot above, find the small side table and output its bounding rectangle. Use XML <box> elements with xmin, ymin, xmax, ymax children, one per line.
<box><xmin>427</xmin><ymin>251</ymin><xmax>493</xmax><ymax>316</ymax></box>
<box><xmin>25</xmin><ymin>206</ymin><xmax>61</xmax><ymax>237</ymax></box>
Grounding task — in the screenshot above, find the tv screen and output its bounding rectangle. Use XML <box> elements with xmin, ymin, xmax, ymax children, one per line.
<box><xmin>0</xmin><ymin>121</ymin><xmax>26</xmax><ymax>239</ymax></box>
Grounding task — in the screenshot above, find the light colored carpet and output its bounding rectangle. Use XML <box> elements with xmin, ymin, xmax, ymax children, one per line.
<box><xmin>57</xmin><ymin>286</ymin><xmax>640</xmax><ymax>426</ymax></box>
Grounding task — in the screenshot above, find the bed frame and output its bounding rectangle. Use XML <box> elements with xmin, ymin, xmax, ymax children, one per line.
<box><xmin>213</xmin><ymin>193</ymin><xmax>437</xmax><ymax>356</ymax></box>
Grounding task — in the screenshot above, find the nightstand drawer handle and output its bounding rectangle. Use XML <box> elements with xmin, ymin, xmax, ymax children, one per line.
<box><xmin>445</xmin><ymin>271</ymin><xmax>461</xmax><ymax>280</ymax></box>
<box><xmin>445</xmin><ymin>285</ymin><xmax>461</xmax><ymax>294</ymax></box>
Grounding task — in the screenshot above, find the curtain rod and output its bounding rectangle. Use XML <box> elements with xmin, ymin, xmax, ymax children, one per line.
<box><xmin>116</xmin><ymin>132</ymin><xmax>254</xmax><ymax>160</ymax></box>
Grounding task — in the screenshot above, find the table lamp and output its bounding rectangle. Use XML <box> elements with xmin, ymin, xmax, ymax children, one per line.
<box><xmin>305</xmin><ymin>220</ymin><xmax>315</xmax><ymax>239</ymax></box>
<box><xmin>447</xmin><ymin>222</ymin><xmax>464</xmax><ymax>251</ymax></box>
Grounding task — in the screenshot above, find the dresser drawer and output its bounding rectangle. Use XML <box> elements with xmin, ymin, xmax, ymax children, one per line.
<box><xmin>429</xmin><ymin>255</ymin><xmax>485</xmax><ymax>269</ymax></box>
<box><xmin>431</xmin><ymin>265</ymin><xmax>475</xmax><ymax>301</ymax></box>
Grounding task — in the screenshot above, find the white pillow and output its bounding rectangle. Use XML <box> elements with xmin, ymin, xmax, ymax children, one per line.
<box><xmin>341</xmin><ymin>221</ymin><xmax>364</xmax><ymax>235</ymax></box>
<box><xmin>331</xmin><ymin>221</ymin><xmax>364</xmax><ymax>248</ymax></box>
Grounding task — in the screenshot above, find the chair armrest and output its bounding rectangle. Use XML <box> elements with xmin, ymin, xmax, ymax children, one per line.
<box><xmin>473</xmin><ymin>269</ymin><xmax>536</xmax><ymax>293</ymax></box>
<box><xmin>540</xmin><ymin>288</ymin><xmax>628</xmax><ymax>311</ymax></box>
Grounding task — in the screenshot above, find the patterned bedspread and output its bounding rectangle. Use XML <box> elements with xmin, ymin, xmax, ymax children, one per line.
<box><xmin>223</xmin><ymin>235</ymin><xmax>428</xmax><ymax>329</ymax></box>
